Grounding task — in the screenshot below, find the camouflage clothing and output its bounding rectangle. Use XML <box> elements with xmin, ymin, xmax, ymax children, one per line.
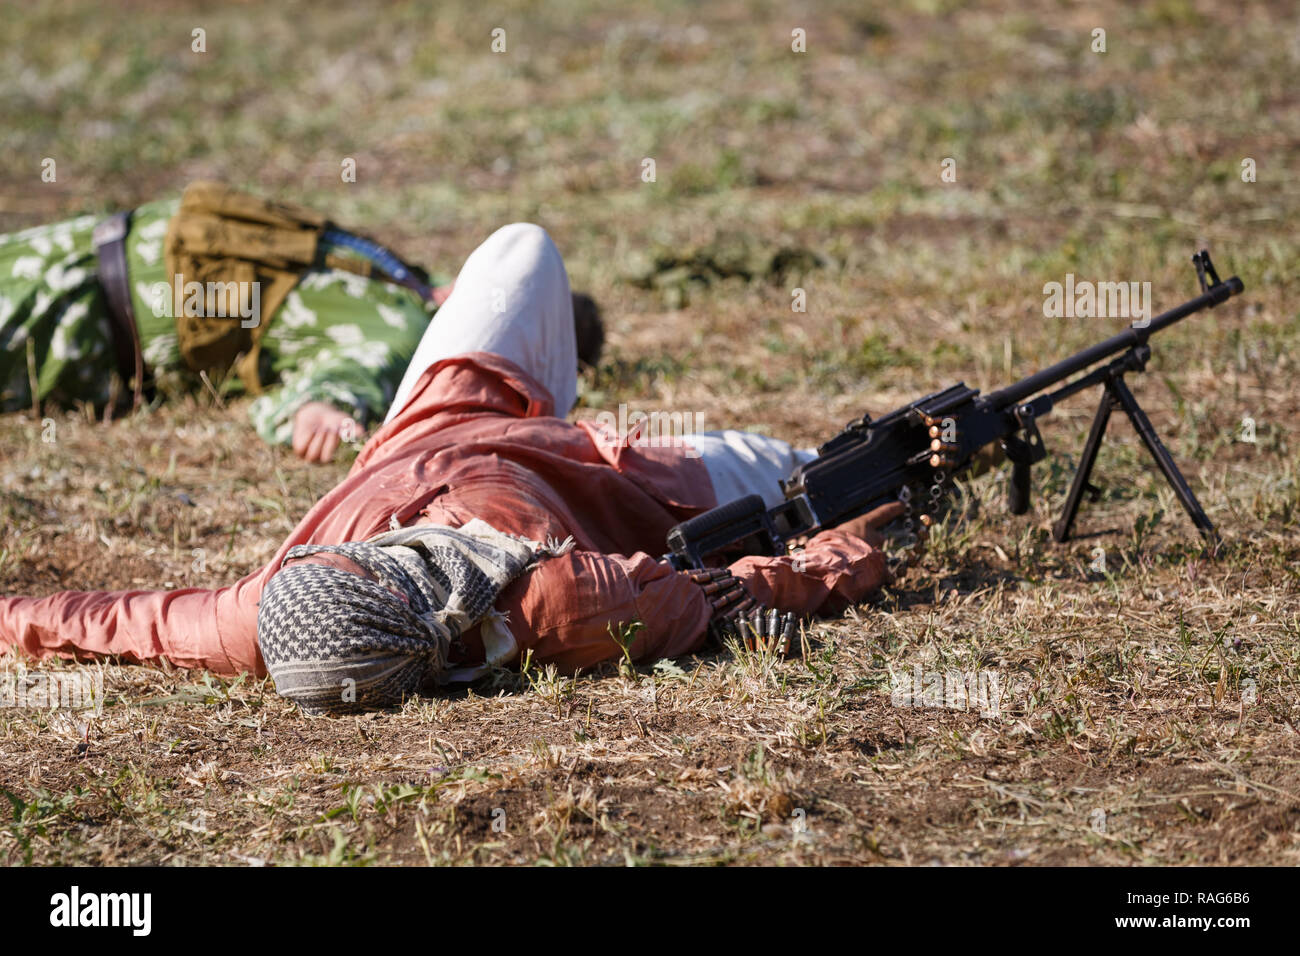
<box><xmin>0</xmin><ymin>199</ymin><xmax>448</xmax><ymax>445</ymax></box>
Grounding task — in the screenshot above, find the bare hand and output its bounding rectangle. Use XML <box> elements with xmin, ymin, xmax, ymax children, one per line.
<box><xmin>291</xmin><ymin>401</ymin><xmax>364</xmax><ymax>463</ymax></box>
<box><xmin>834</xmin><ymin>500</ymin><xmax>909</xmax><ymax>549</ymax></box>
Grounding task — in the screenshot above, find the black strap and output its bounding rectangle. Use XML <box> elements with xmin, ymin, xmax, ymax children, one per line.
<box><xmin>92</xmin><ymin>211</ymin><xmax>144</xmax><ymax>409</ymax></box>
<box><xmin>321</xmin><ymin>227</ymin><xmax>435</xmax><ymax>301</ymax></box>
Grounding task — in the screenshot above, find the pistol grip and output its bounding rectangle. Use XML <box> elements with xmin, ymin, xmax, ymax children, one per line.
<box><xmin>1008</xmin><ymin>458</ymin><xmax>1031</xmax><ymax>515</ymax></box>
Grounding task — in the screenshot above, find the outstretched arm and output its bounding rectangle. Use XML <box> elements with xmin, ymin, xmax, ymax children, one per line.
<box><xmin>0</xmin><ymin>570</ymin><xmax>267</xmax><ymax>676</ymax></box>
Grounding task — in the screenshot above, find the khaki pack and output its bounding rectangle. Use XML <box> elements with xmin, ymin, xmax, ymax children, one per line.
<box><xmin>163</xmin><ymin>181</ymin><xmax>380</xmax><ymax>392</ymax></box>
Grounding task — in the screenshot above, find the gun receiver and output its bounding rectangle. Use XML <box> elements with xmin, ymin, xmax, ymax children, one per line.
<box><xmin>667</xmin><ymin>250</ymin><xmax>1244</xmax><ymax>571</ymax></box>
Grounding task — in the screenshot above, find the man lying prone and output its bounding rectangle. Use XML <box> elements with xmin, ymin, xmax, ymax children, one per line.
<box><xmin>0</xmin><ymin>223</ymin><xmax>898</xmax><ymax>713</ymax></box>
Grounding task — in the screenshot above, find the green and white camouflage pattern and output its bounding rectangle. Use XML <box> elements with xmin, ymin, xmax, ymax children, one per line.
<box><xmin>0</xmin><ymin>213</ymin><xmax>117</xmax><ymax>411</ymax></box>
<box><xmin>0</xmin><ymin>198</ymin><xmax>446</xmax><ymax>445</ymax></box>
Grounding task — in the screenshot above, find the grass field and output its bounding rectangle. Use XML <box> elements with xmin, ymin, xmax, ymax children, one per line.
<box><xmin>2</xmin><ymin>0</ymin><xmax>1299</xmax><ymax>865</ymax></box>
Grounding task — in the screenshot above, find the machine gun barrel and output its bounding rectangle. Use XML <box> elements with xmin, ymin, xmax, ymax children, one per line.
<box><xmin>985</xmin><ymin>274</ymin><xmax>1243</xmax><ymax>411</ymax></box>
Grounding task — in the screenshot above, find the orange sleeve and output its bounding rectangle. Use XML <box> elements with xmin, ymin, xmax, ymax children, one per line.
<box><xmin>497</xmin><ymin>550</ymin><xmax>713</xmax><ymax>674</ymax></box>
<box><xmin>727</xmin><ymin>529</ymin><xmax>890</xmax><ymax>618</ymax></box>
<box><xmin>0</xmin><ymin>568</ymin><xmax>269</xmax><ymax>677</ymax></box>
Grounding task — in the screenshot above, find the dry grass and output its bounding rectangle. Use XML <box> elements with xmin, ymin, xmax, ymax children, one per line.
<box><xmin>2</xmin><ymin>0</ymin><xmax>1299</xmax><ymax>865</ymax></box>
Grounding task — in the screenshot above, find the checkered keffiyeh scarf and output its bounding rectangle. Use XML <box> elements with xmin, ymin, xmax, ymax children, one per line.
<box><xmin>257</xmin><ymin>519</ymin><xmax>571</xmax><ymax>715</ymax></box>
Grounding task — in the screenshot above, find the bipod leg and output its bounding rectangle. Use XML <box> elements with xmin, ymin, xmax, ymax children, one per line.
<box><xmin>1052</xmin><ymin>385</ymin><xmax>1114</xmax><ymax>542</ymax></box>
<box><xmin>1108</xmin><ymin>376</ymin><xmax>1219</xmax><ymax>553</ymax></box>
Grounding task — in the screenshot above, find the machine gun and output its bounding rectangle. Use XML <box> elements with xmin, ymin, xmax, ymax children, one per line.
<box><xmin>667</xmin><ymin>251</ymin><xmax>1244</xmax><ymax>571</ymax></box>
